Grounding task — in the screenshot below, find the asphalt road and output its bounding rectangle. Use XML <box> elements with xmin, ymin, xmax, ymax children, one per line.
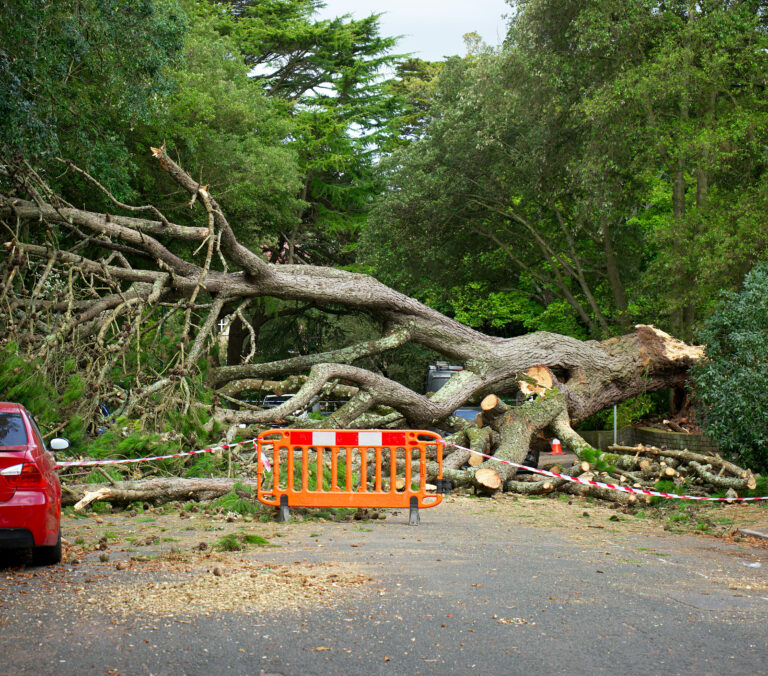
<box><xmin>2</xmin><ymin>497</ymin><xmax>767</xmax><ymax>676</ymax></box>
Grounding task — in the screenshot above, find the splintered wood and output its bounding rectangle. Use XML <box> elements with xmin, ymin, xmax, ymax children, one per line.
<box><xmin>96</xmin><ymin>561</ymin><xmax>372</xmax><ymax>617</ymax></box>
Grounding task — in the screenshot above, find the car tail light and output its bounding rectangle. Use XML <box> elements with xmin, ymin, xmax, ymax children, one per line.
<box><xmin>0</xmin><ymin>462</ymin><xmax>46</xmax><ymax>490</ymax></box>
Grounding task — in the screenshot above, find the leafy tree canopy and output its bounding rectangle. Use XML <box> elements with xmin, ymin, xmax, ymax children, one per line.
<box><xmin>365</xmin><ymin>0</ymin><xmax>768</xmax><ymax>341</ymax></box>
<box><xmin>692</xmin><ymin>260</ymin><xmax>768</xmax><ymax>472</ymax></box>
<box><xmin>0</xmin><ymin>0</ymin><xmax>187</xmax><ymax>197</ymax></box>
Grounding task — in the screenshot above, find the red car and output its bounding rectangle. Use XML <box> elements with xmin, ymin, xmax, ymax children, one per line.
<box><xmin>0</xmin><ymin>403</ymin><xmax>68</xmax><ymax>565</ymax></box>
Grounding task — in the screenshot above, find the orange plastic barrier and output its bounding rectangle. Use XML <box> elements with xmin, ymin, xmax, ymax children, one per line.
<box><xmin>255</xmin><ymin>429</ymin><xmax>447</xmax><ymax>524</ymax></box>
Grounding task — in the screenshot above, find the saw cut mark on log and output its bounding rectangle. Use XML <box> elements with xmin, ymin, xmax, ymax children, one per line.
<box><xmin>517</xmin><ymin>365</ymin><xmax>554</xmax><ymax>398</ymax></box>
<box><xmin>474</xmin><ymin>467</ymin><xmax>502</xmax><ymax>493</ymax></box>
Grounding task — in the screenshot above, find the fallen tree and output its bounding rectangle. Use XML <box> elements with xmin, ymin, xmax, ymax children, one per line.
<box><xmin>59</xmin><ymin>439</ymin><xmax>759</xmax><ymax>511</ymax></box>
<box><xmin>1</xmin><ymin>149</ymin><xmax>704</xmax><ymax>491</ymax></box>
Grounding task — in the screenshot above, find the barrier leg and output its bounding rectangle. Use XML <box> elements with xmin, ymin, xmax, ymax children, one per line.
<box><xmin>408</xmin><ymin>496</ymin><xmax>420</xmax><ymax>526</ymax></box>
<box><xmin>277</xmin><ymin>494</ymin><xmax>290</xmax><ymax>522</ymax></box>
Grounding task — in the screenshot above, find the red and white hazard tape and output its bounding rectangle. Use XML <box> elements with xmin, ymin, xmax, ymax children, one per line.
<box><xmin>55</xmin><ymin>437</ymin><xmax>263</xmax><ymax>470</ymax></box>
<box><xmin>446</xmin><ymin>442</ymin><xmax>768</xmax><ymax>502</ymax></box>
<box><xmin>54</xmin><ymin>429</ymin><xmax>766</xmax><ymax>502</ymax></box>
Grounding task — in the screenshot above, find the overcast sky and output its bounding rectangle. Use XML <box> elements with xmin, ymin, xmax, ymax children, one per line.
<box><xmin>315</xmin><ymin>0</ymin><xmax>510</xmax><ymax>61</ymax></box>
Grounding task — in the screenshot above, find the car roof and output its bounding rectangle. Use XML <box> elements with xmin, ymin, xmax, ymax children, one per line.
<box><xmin>0</xmin><ymin>402</ymin><xmax>24</xmax><ymax>413</ymax></box>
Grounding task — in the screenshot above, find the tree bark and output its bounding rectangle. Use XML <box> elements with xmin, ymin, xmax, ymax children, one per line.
<box><xmin>1</xmin><ymin>149</ymin><xmax>703</xmax><ymax>470</ymax></box>
<box><xmin>62</xmin><ymin>478</ymin><xmax>259</xmax><ymax>508</ymax></box>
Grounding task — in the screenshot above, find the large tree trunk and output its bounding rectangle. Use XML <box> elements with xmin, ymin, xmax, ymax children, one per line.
<box><xmin>0</xmin><ymin>149</ymin><xmax>703</xmax><ymax>467</ymax></box>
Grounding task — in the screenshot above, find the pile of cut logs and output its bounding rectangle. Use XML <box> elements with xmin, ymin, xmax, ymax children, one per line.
<box><xmin>510</xmin><ymin>443</ymin><xmax>758</xmax><ymax>505</ymax></box>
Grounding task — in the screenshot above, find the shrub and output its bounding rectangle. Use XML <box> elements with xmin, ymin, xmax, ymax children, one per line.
<box><xmin>691</xmin><ymin>261</ymin><xmax>768</xmax><ymax>472</ymax></box>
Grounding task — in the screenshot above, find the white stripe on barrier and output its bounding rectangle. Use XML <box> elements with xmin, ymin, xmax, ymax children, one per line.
<box><xmin>358</xmin><ymin>431</ymin><xmax>382</xmax><ymax>446</ymax></box>
<box><xmin>313</xmin><ymin>431</ymin><xmax>336</xmax><ymax>446</ymax></box>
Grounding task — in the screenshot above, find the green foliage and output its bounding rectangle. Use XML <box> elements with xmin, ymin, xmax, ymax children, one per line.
<box><xmin>650</xmin><ymin>480</ymin><xmax>678</xmax><ymax>506</ymax></box>
<box><xmin>0</xmin><ymin>0</ymin><xmax>187</xmax><ymax>200</ymax></box>
<box><xmin>91</xmin><ymin>501</ymin><xmax>113</xmax><ymax>514</ymax></box>
<box><xmin>61</xmin><ymin>375</ymin><xmax>85</xmax><ymax>407</ymax></box>
<box><xmin>86</xmin><ymin>466</ymin><xmax>123</xmax><ymax>484</ymax></box>
<box><xmin>210</xmin><ymin>484</ymin><xmax>260</xmax><ymax>515</ymax></box>
<box><xmin>366</xmin><ymin>0</ymin><xmax>768</xmax><ymax>341</ymax></box>
<box><xmin>383</xmin><ymin>58</ymin><xmax>444</xmax><ymax>143</ymax></box>
<box><xmin>743</xmin><ymin>476</ymin><xmax>768</xmax><ymax>499</ymax></box>
<box><xmin>184</xmin><ymin>454</ymin><xmax>224</xmax><ymax>478</ymax></box>
<box><xmin>692</xmin><ymin>261</ymin><xmax>768</xmax><ymax>472</ymax></box>
<box><xmin>215</xmin><ymin>531</ymin><xmax>272</xmax><ymax>551</ymax></box>
<box><xmin>241</xmin><ymin>533</ymin><xmax>269</xmax><ymax>545</ymax></box>
<box><xmin>215</xmin><ymin>533</ymin><xmax>242</xmax><ymax>551</ymax></box>
<box><xmin>83</xmin><ymin>425</ymin><xmax>164</xmax><ymax>460</ymax></box>
<box><xmin>140</xmin><ymin>4</ymin><xmax>303</xmax><ymax>244</ymax></box>
<box><xmin>63</xmin><ymin>416</ymin><xmax>87</xmax><ymax>447</ymax></box>
<box><xmin>0</xmin><ymin>342</ymin><xmax>58</xmax><ymax>424</ymax></box>
<box><xmin>577</xmin><ymin>446</ymin><xmax>615</xmax><ymax>474</ymax></box>
<box><xmin>214</xmin><ymin>0</ymin><xmax>402</xmax><ymax>263</ymax></box>
<box><xmin>577</xmin><ymin>393</ymin><xmax>663</xmax><ymax>431</ymax></box>
<box><xmin>449</xmin><ymin>281</ymin><xmax>587</xmax><ymax>337</ymax></box>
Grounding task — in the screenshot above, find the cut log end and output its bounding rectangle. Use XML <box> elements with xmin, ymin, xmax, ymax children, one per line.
<box><xmin>468</xmin><ymin>453</ymin><xmax>484</xmax><ymax>467</ymax></box>
<box><xmin>474</xmin><ymin>467</ymin><xmax>502</xmax><ymax>492</ymax></box>
<box><xmin>517</xmin><ymin>365</ymin><xmax>554</xmax><ymax>397</ymax></box>
<box><xmin>480</xmin><ymin>394</ymin><xmax>508</xmax><ymax>416</ymax></box>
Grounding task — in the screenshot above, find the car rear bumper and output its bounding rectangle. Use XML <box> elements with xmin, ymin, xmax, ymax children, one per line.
<box><xmin>0</xmin><ymin>491</ymin><xmax>59</xmax><ymax>547</ymax></box>
<box><xmin>0</xmin><ymin>528</ymin><xmax>35</xmax><ymax>549</ymax></box>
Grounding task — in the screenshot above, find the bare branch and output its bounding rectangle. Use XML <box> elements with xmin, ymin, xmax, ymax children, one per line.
<box><xmin>210</xmin><ymin>326</ymin><xmax>412</xmax><ymax>387</ymax></box>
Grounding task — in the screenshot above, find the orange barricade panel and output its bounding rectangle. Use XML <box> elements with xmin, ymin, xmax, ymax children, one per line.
<box><xmin>255</xmin><ymin>429</ymin><xmax>444</xmax><ymax>511</ymax></box>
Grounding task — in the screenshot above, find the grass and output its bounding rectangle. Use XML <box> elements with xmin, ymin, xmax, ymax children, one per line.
<box><xmin>668</xmin><ymin>512</ymin><xmax>690</xmax><ymax>523</ymax></box>
<box><xmin>215</xmin><ymin>533</ymin><xmax>275</xmax><ymax>551</ymax></box>
<box><xmin>241</xmin><ymin>534</ymin><xmax>270</xmax><ymax>545</ymax></box>
<box><xmin>215</xmin><ymin>534</ymin><xmax>242</xmax><ymax>552</ymax></box>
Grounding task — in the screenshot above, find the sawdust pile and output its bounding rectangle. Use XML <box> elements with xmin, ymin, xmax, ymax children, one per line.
<box><xmin>98</xmin><ymin>561</ymin><xmax>373</xmax><ymax>616</ymax></box>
